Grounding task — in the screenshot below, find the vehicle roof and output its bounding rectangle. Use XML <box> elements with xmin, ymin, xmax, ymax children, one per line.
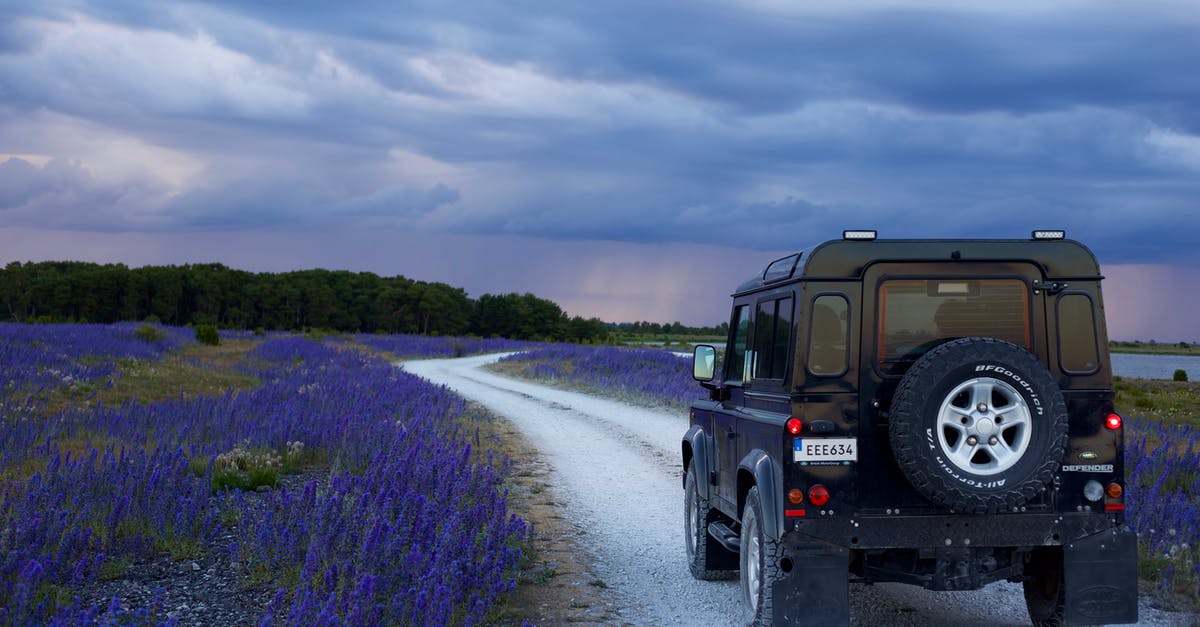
<box><xmin>734</xmin><ymin>238</ymin><xmax>1102</xmax><ymax>296</ymax></box>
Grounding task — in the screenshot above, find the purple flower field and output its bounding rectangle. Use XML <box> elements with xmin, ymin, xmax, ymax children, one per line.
<box><xmin>1125</xmin><ymin>416</ymin><xmax>1200</xmax><ymax>599</ymax></box>
<box><xmin>0</xmin><ymin>323</ymin><xmax>194</xmax><ymax>415</ymax></box>
<box><xmin>1</xmin><ymin>325</ymin><xmax>528</xmax><ymax>625</ymax></box>
<box><xmin>500</xmin><ymin>343</ymin><xmax>1200</xmax><ymax>604</ymax></box>
<box><xmin>353</xmin><ymin>334</ymin><xmax>536</xmax><ymax>359</ymax></box>
<box><xmin>498</xmin><ymin>344</ymin><xmax>704</xmax><ymax>410</ymax></box>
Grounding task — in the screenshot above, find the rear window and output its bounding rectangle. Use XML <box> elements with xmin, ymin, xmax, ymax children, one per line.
<box><xmin>878</xmin><ymin>279</ymin><xmax>1030</xmax><ymax>372</ymax></box>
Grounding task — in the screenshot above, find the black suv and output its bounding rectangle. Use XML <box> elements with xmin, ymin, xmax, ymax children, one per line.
<box><xmin>682</xmin><ymin>231</ymin><xmax>1137</xmax><ymax>626</ymax></box>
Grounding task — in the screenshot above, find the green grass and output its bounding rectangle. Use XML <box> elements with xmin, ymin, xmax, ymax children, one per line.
<box><xmin>38</xmin><ymin>340</ymin><xmax>262</xmax><ymax>416</ymax></box>
<box><xmin>1109</xmin><ymin>341</ymin><xmax>1199</xmax><ymax>356</ymax></box>
<box><xmin>1114</xmin><ymin>376</ymin><xmax>1200</xmax><ymax>427</ymax></box>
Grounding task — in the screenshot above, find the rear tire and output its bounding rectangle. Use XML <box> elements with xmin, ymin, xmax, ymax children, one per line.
<box><xmin>740</xmin><ymin>487</ymin><xmax>784</xmax><ymax>626</ymax></box>
<box><xmin>684</xmin><ymin>462</ymin><xmax>737</xmax><ymax>580</ymax></box>
<box><xmin>1023</xmin><ymin>547</ymin><xmax>1066</xmax><ymax>627</ymax></box>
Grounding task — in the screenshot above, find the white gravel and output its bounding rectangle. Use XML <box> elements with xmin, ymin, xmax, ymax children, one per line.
<box><xmin>402</xmin><ymin>353</ymin><xmax>1192</xmax><ymax>627</ymax></box>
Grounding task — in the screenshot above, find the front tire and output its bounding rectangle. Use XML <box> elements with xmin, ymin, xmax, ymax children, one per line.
<box><xmin>740</xmin><ymin>487</ymin><xmax>784</xmax><ymax>626</ymax></box>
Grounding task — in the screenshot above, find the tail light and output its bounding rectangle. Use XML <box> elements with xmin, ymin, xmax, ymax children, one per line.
<box><xmin>1105</xmin><ymin>413</ymin><xmax>1123</xmax><ymax>430</ymax></box>
<box><xmin>785</xmin><ymin>417</ymin><xmax>803</xmax><ymax>435</ymax></box>
<box><xmin>788</xmin><ymin>489</ymin><xmax>805</xmax><ymax>504</ymax></box>
<box><xmin>1105</xmin><ymin>481</ymin><xmax>1125</xmax><ymax>512</ymax></box>
<box><xmin>808</xmin><ymin>485</ymin><xmax>830</xmax><ymax>507</ymax></box>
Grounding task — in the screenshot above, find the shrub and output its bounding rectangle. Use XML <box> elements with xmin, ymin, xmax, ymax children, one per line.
<box><xmin>213</xmin><ymin>446</ymin><xmax>282</xmax><ymax>491</ymax></box>
<box><xmin>134</xmin><ymin>323</ymin><xmax>166</xmax><ymax>343</ymax></box>
<box><xmin>196</xmin><ymin>324</ymin><xmax>220</xmax><ymax>346</ymax></box>
<box><xmin>1174</xmin><ymin>369</ymin><xmax>1188</xmax><ymax>382</ymax></box>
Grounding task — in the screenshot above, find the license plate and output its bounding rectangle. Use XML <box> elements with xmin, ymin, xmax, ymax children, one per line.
<box><xmin>793</xmin><ymin>438</ymin><xmax>857</xmax><ymax>465</ymax></box>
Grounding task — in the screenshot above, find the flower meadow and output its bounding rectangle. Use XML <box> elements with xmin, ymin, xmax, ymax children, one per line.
<box><xmin>1125</xmin><ymin>416</ymin><xmax>1200</xmax><ymax>601</ymax></box>
<box><xmin>0</xmin><ymin>322</ymin><xmax>194</xmax><ymax>416</ymax></box>
<box><xmin>499</xmin><ymin>343</ymin><xmax>1200</xmax><ymax>606</ymax></box>
<box><xmin>1</xmin><ymin>325</ymin><xmax>529</xmax><ymax>625</ymax></box>
<box><xmin>352</xmin><ymin>334</ymin><xmax>536</xmax><ymax>359</ymax></box>
<box><xmin>497</xmin><ymin>344</ymin><xmax>703</xmax><ymax>411</ymax></box>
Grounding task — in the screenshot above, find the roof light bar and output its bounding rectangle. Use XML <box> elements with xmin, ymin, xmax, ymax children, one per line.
<box><xmin>843</xmin><ymin>230</ymin><xmax>877</xmax><ymax>241</ymax></box>
<box><xmin>1032</xmin><ymin>230</ymin><xmax>1066</xmax><ymax>240</ymax></box>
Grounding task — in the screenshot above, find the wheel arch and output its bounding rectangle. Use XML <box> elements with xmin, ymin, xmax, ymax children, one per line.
<box><xmin>682</xmin><ymin>424</ymin><xmax>709</xmax><ymax>499</ymax></box>
<box><xmin>738</xmin><ymin>449</ymin><xmax>784</xmax><ymax>541</ymax></box>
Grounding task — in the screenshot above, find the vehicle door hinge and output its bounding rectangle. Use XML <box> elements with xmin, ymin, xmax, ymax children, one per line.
<box><xmin>1033</xmin><ymin>281</ymin><xmax>1068</xmax><ymax>295</ymax></box>
<box><xmin>709</xmin><ymin>471</ymin><xmax>719</xmax><ymax>486</ymax></box>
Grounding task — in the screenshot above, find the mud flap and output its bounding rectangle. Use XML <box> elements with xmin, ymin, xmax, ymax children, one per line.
<box><xmin>1063</xmin><ymin>528</ymin><xmax>1138</xmax><ymax>625</ymax></box>
<box><xmin>773</xmin><ymin>541</ymin><xmax>850</xmax><ymax>626</ymax></box>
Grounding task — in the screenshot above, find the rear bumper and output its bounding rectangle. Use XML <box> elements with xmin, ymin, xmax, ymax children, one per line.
<box><xmin>769</xmin><ymin>526</ymin><xmax>1139</xmax><ymax>626</ymax></box>
<box><xmin>787</xmin><ymin>510</ymin><xmax>1123</xmax><ymax>550</ymax></box>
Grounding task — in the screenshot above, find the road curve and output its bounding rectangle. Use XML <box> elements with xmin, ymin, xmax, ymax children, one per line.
<box><xmin>402</xmin><ymin>354</ymin><xmax>1187</xmax><ymax>627</ymax></box>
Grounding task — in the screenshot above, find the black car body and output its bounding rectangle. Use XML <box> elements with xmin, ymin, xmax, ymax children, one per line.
<box><xmin>682</xmin><ymin>231</ymin><xmax>1137</xmax><ymax>626</ymax></box>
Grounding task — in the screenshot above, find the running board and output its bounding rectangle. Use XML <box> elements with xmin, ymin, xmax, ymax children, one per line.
<box><xmin>707</xmin><ymin>521</ymin><xmax>740</xmax><ymax>553</ymax></box>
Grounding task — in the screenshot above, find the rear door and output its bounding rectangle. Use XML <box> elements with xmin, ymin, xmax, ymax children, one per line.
<box><xmin>858</xmin><ymin>262</ymin><xmax>1049</xmax><ymax>510</ymax></box>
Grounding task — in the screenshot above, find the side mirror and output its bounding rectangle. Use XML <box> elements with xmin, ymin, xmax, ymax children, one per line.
<box><xmin>693</xmin><ymin>345</ymin><xmax>716</xmax><ymax>382</ymax></box>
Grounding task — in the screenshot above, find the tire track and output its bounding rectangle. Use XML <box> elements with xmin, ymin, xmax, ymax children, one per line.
<box><xmin>403</xmin><ymin>354</ymin><xmax>742</xmax><ymax>626</ymax></box>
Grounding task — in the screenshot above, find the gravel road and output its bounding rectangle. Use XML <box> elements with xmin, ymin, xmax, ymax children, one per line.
<box><xmin>402</xmin><ymin>353</ymin><xmax>1190</xmax><ymax>627</ymax></box>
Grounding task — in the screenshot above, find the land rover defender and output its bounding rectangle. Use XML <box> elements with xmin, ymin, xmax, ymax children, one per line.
<box><xmin>682</xmin><ymin>230</ymin><xmax>1137</xmax><ymax>626</ymax></box>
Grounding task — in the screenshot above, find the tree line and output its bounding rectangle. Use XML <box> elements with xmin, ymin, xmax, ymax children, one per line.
<box><xmin>609</xmin><ymin>320</ymin><xmax>729</xmax><ymax>337</ymax></box>
<box><xmin>0</xmin><ymin>261</ymin><xmax>609</xmax><ymax>342</ymax></box>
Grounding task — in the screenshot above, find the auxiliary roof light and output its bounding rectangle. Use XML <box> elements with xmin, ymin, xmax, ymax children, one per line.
<box><xmin>1032</xmin><ymin>229</ymin><xmax>1066</xmax><ymax>240</ymax></box>
<box><xmin>843</xmin><ymin>230</ymin><xmax>877</xmax><ymax>241</ymax></box>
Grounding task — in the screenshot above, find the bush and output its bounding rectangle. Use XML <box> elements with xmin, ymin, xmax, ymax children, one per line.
<box><xmin>1174</xmin><ymin>369</ymin><xmax>1188</xmax><ymax>382</ymax></box>
<box><xmin>195</xmin><ymin>324</ymin><xmax>220</xmax><ymax>346</ymax></box>
<box><xmin>212</xmin><ymin>446</ymin><xmax>282</xmax><ymax>492</ymax></box>
<box><xmin>134</xmin><ymin>323</ymin><xmax>166</xmax><ymax>343</ymax></box>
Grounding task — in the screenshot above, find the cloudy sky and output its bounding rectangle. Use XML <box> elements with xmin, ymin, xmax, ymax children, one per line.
<box><xmin>1</xmin><ymin>1</ymin><xmax>1198</xmax><ymax>340</ymax></box>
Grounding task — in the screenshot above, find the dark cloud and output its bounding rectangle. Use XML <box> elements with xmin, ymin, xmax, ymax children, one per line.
<box><xmin>0</xmin><ymin>157</ymin><xmax>174</xmax><ymax>231</ymax></box>
<box><xmin>0</xmin><ymin>157</ymin><xmax>123</xmax><ymax>215</ymax></box>
<box><xmin>0</xmin><ymin>157</ymin><xmax>49</xmax><ymax>208</ymax></box>
<box><xmin>335</xmin><ymin>183</ymin><xmax>460</xmax><ymax>219</ymax></box>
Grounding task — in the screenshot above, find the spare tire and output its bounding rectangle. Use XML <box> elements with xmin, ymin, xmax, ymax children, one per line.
<box><xmin>888</xmin><ymin>337</ymin><xmax>1068</xmax><ymax>513</ymax></box>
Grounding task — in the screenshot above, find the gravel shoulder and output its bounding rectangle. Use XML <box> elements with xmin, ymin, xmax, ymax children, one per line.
<box><xmin>402</xmin><ymin>353</ymin><xmax>1192</xmax><ymax>627</ymax></box>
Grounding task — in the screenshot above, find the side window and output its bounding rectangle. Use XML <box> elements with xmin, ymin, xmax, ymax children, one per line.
<box><xmin>808</xmin><ymin>294</ymin><xmax>849</xmax><ymax>376</ymax></box>
<box><xmin>1057</xmin><ymin>293</ymin><xmax>1100</xmax><ymax>374</ymax></box>
<box><xmin>753</xmin><ymin>296</ymin><xmax>793</xmax><ymax>380</ymax></box>
<box><xmin>727</xmin><ymin>304</ymin><xmax>751</xmax><ymax>383</ymax></box>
